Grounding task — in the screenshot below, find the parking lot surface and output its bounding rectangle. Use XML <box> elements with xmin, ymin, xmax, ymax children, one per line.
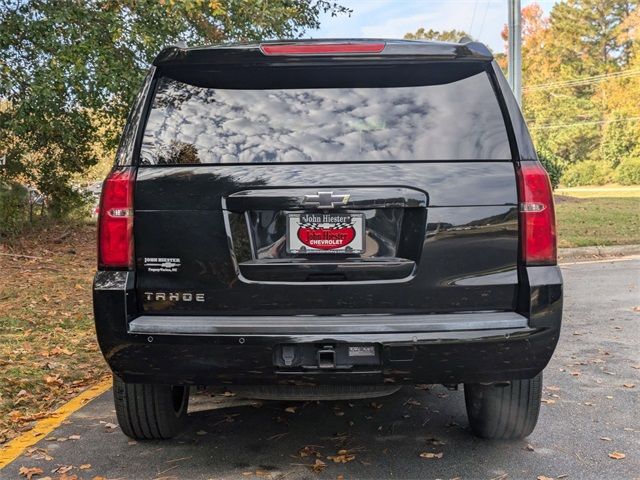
<box><xmin>2</xmin><ymin>259</ymin><xmax>639</xmax><ymax>480</ymax></box>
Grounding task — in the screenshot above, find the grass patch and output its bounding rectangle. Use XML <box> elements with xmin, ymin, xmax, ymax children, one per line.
<box><xmin>555</xmin><ymin>196</ymin><xmax>640</xmax><ymax>247</ymax></box>
<box><xmin>0</xmin><ymin>222</ymin><xmax>108</xmax><ymax>444</ymax></box>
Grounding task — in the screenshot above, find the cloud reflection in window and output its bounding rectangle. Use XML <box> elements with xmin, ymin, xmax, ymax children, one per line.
<box><xmin>140</xmin><ymin>72</ymin><xmax>511</xmax><ymax>165</ymax></box>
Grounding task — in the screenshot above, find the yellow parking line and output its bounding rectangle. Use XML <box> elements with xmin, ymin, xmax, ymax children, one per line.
<box><xmin>0</xmin><ymin>376</ymin><xmax>112</xmax><ymax>469</ymax></box>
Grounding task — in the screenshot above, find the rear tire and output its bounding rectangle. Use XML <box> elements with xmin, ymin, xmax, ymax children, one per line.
<box><xmin>464</xmin><ymin>372</ymin><xmax>542</xmax><ymax>440</ymax></box>
<box><xmin>113</xmin><ymin>375</ymin><xmax>189</xmax><ymax>440</ymax></box>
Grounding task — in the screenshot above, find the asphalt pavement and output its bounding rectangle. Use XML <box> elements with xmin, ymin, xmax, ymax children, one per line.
<box><xmin>2</xmin><ymin>258</ymin><xmax>639</xmax><ymax>480</ymax></box>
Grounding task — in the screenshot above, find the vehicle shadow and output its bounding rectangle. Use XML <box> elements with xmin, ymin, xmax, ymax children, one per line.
<box><xmin>157</xmin><ymin>385</ymin><xmax>524</xmax><ymax>479</ymax></box>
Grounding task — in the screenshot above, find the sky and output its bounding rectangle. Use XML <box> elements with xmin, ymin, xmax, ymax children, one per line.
<box><xmin>312</xmin><ymin>0</ymin><xmax>560</xmax><ymax>53</ymax></box>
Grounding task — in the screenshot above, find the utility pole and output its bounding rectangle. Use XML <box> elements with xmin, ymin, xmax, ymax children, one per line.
<box><xmin>508</xmin><ymin>0</ymin><xmax>522</xmax><ymax>105</ymax></box>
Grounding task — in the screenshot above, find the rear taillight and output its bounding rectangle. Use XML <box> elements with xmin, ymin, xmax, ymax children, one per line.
<box><xmin>260</xmin><ymin>42</ymin><xmax>386</xmax><ymax>55</ymax></box>
<box><xmin>98</xmin><ymin>167</ymin><xmax>135</xmax><ymax>269</ymax></box>
<box><xmin>516</xmin><ymin>162</ymin><xmax>557</xmax><ymax>265</ymax></box>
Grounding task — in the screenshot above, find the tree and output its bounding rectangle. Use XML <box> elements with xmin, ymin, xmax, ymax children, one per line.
<box><xmin>499</xmin><ymin>1</ymin><xmax>638</xmax><ymax>175</ymax></box>
<box><xmin>404</xmin><ymin>28</ymin><xmax>471</xmax><ymax>43</ymax></box>
<box><xmin>0</xmin><ymin>0</ymin><xmax>350</xmax><ymax>214</ymax></box>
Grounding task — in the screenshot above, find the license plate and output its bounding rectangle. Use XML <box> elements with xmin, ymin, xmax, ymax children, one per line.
<box><xmin>287</xmin><ymin>212</ymin><xmax>365</xmax><ymax>254</ymax></box>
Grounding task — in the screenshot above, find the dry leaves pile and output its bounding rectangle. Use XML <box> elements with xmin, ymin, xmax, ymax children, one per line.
<box><xmin>0</xmin><ymin>223</ymin><xmax>108</xmax><ymax>444</ymax></box>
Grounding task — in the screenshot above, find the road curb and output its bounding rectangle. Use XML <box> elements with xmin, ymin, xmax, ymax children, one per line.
<box><xmin>558</xmin><ymin>244</ymin><xmax>640</xmax><ymax>262</ymax></box>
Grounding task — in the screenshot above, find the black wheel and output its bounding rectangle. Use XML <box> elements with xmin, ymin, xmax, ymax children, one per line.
<box><xmin>464</xmin><ymin>372</ymin><xmax>542</xmax><ymax>440</ymax></box>
<box><xmin>113</xmin><ymin>375</ymin><xmax>189</xmax><ymax>440</ymax></box>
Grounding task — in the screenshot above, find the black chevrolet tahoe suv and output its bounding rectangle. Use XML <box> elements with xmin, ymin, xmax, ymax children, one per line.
<box><xmin>94</xmin><ymin>39</ymin><xmax>562</xmax><ymax>441</ymax></box>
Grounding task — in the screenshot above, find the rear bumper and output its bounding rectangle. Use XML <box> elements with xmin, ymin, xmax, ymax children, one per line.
<box><xmin>93</xmin><ymin>267</ymin><xmax>562</xmax><ymax>385</ymax></box>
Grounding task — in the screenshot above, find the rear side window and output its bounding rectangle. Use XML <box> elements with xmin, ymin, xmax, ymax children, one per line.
<box><xmin>140</xmin><ymin>63</ymin><xmax>511</xmax><ymax>165</ymax></box>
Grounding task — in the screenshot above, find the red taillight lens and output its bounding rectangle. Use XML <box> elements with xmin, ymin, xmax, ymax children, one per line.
<box><xmin>98</xmin><ymin>168</ymin><xmax>135</xmax><ymax>269</ymax></box>
<box><xmin>260</xmin><ymin>42</ymin><xmax>386</xmax><ymax>55</ymax></box>
<box><xmin>516</xmin><ymin>162</ymin><xmax>557</xmax><ymax>265</ymax></box>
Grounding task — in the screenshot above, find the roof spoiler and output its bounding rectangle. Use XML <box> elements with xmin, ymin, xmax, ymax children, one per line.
<box><xmin>153</xmin><ymin>39</ymin><xmax>493</xmax><ymax>67</ymax></box>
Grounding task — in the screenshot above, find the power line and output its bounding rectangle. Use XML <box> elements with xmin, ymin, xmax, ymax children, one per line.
<box><xmin>524</xmin><ymin>69</ymin><xmax>640</xmax><ymax>92</ymax></box>
<box><xmin>478</xmin><ymin>1</ymin><xmax>491</xmax><ymax>38</ymax></box>
<box><xmin>529</xmin><ymin>116</ymin><xmax>640</xmax><ymax>130</ymax></box>
<box><xmin>525</xmin><ymin>70</ymin><xmax>640</xmax><ymax>91</ymax></box>
<box><xmin>469</xmin><ymin>0</ymin><xmax>480</xmax><ymax>35</ymax></box>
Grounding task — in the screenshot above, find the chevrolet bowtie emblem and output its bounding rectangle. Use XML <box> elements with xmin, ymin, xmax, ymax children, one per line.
<box><xmin>302</xmin><ymin>191</ymin><xmax>350</xmax><ymax>209</ymax></box>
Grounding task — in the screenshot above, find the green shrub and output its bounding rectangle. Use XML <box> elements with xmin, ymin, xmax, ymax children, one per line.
<box><xmin>537</xmin><ymin>150</ymin><xmax>563</xmax><ymax>189</ymax></box>
<box><xmin>561</xmin><ymin>160</ymin><xmax>614</xmax><ymax>186</ymax></box>
<box><xmin>48</xmin><ymin>187</ymin><xmax>92</xmax><ymax>219</ymax></box>
<box><xmin>615</xmin><ymin>157</ymin><xmax>640</xmax><ymax>185</ymax></box>
<box><xmin>600</xmin><ymin>114</ymin><xmax>637</xmax><ymax>169</ymax></box>
<box><xmin>0</xmin><ymin>182</ymin><xmax>29</xmax><ymax>238</ymax></box>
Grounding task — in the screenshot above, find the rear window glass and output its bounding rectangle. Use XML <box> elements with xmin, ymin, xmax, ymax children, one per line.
<box><xmin>140</xmin><ymin>64</ymin><xmax>511</xmax><ymax>164</ymax></box>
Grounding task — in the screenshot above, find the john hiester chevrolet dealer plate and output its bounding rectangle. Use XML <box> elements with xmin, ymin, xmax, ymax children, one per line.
<box><xmin>287</xmin><ymin>212</ymin><xmax>365</xmax><ymax>254</ymax></box>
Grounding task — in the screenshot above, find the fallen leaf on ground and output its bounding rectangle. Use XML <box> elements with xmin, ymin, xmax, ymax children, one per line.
<box><xmin>44</xmin><ymin>375</ymin><xmax>64</xmax><ymax>386</ymax></box>
<box><xmin>298</xmin><ymin>446</ymin><xmax>322</xmax><ymax>458</ymax></box>
<box><xmin>309</xmin><ymin>459</ymin><xmax>326</xmax><ymax>473</ymax></box>
<box><xmin>419</xmin><ymin>452</ymin><xmax>443</xmax><ymax>459</ymax></box>
<box><xmin>623</xmin><ymin>383</ymin><xmax>635</xmax><ymax>388</ymax></box>
<box><xmin>196</xmin><ymin>430</ymin><xmax>207</xmax><ymax>435</ymax></box>
<box><xmin>541</xmin><ymin>399</ymin><xmax>556</xmax><ymax>405</ymax></box>
<box><xmin>50</xmin><ymin>346</ymin><xmax>74</xmax><ymax>356</ymax></box>
<box><xmin>79</xmin><ymin>464</ymin><xmax>91</xmax><ymax>470</ymax></box>
<box><xmin>525</xmin><ymin>444</ymin><xmax>535</xmax><ymax>451</ymax></box>
<box><xmin>24</xmin><ymin>447</ymin><xmax>53</xmax><ymax>461</ymax></box>
<box><xmin>537</xmin><ymin>476</ymin><xmax>554</xmax><ymax>480</ymax></box>
<box><xmin>68</xmin><ymin>435</ymin><xmax>81</xmax><ymax>440</ymax></box>
<box><xmin>285</xmin><ymin>406</ymin><xmax>297</xmax><ymax>414</ymax></box>
<box><xmin>328</xmin><ymin>449</ymin><xmax>356</xmax><ymax>463</ymax></box>
<box><xmin>608</xmin><ymin>452</ymin><xmax>626</xmax><ymax>460</ymax></box>
<box><xmin>600</xmin><ymin>437</ymin><xmax>612</xmax><ymax>441</ymax></box>
<box><xmin>52</xmin><ymin>465</ymin><xmax>73</xmax><ymax>474</ymax></box>
<box><xmin>18</xmin><ymin>466</ymin><xmax>43</xmax><ymax>480</ymax></box>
